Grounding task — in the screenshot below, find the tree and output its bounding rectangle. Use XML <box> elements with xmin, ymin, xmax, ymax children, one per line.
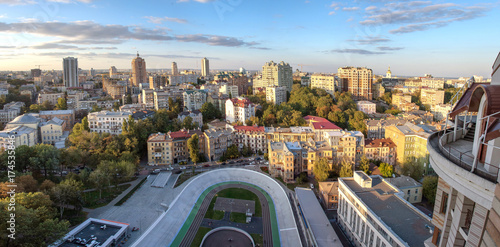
<box><xmin>314</xmin><ymin>157</ymin><xmax>330</xmax><ymax>182</ymax></box>
<box><xmin>91</xmin><ymin>104</ymin><xmax>102</xmax><ymax>112</ymax></box>
<box><xmin>30</xmin><ymin>144</ymin><xmax>61</xmax><ymax>178</ymax></box>
<box><xmin>125</xmin><ymin>93</ymin><xmax>133</xmax><ymax>104</ymax></box>
<box><xmin>40</xmin><ymin>179</ymin><xmax>56</xmax><ymax>192</ymax></box>
<box><xmin>225</xmin><ymin>144</ymin><xmax>240</xmax><ymax>159</ymax></box>
<box><xmin>182</xmin><ymin>116</ymin><xmax>194</xmax><ymax>129</ymax></box>
<box><xmin>82</xmin><ymin>116</ymin><xmax>90</xmax><ymax>131</ymax></box>
<box><xmin>200</xmin><ymin>102</ymin><xmax>220</xmax><ymax>121</ymax></box>
<box><xmin>422</xmin><ymin>176</ymin><xmax>439</xmax><ymax>205</ymax></box>
<box><xmin>50</xmin><ymin>179</ymin><xmax>84</xmax><ymax>218</ymax></box>
<box><xmin>359</xmin><ymin>155</ymin><xmax>370</xmax><ymax>175</ymax></box>
<box><xmin>113</xmin><ymin>101</ymin><xmax>121</xmax><ymax>111</ymax></box>
<box><xmin>55</xmin><ymin>97</ymin><xmax>67</xmax><ymax>110</ymax></box>
<box><xmin>339</xmin><ymin>161</ymin><xmax>353</xmax><ymax>177</ymax></box>
<box><xmin>379</xmin><ymin>163</ymin><xmax>394</xmax><ymax>178</ymax></box>
<box><xmin>16</xmin><ymin>175</ymin><xmax>38</xmax><ymax>193</ymax></box>
<box><xmin>0</xmin><ymin>192</ymin><xmax>69</xmax><ymax>246</ymax></box>
<box><xmin>401</xmin><ymin>158</ymin><xmax>425</xmax><ymax>181</ymax></box>
<box><xmin>89</xmin><ymin>169</ymin><xmax>110</xmax><ymax>199</ymax></box>
<box><xmin>187</xmin><ymin>134</ymin><xmax>200</xmax><ymax>165</ymax></box>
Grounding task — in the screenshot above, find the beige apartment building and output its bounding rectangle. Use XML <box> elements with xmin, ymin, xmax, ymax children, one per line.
<box><xmin>265</xmin><ymin>86</ymin><xmax>287</xmax><ymax>105</ymax></box>
<box><xmin>392</xmin><ymin>93</ymin><xmax>412</xmax><ymax>109</ymax></box>
<box><xmin>37</xmin><ymin>91</ymin><xmax>64</xmax><ymax>105</ymax></box>
<box><xmin>256</xmin><ymin>61</ymin><xmax>293</xmax><ymax>92</ymax></box>
<box><xmin>39</xmin><ymin>110</ymin><xmax>75</xmax><ymax>131</ymax></box>
<box><xmin>421</xmin><ymin>88</ymin><xmax>445</xmax><ymax>107</ymax></box>
<box><xmin>386</xmin><ymin>175</ymin><xmax>423</xmax><ymax>203</ymax></box>
<box><xmin>310</xmin><ymin>74</ymin><xmax>336</xmax><ymax>96</ymax></box>
<box><xmin>147</xmin><ymin>130</ymin><xmax>204</xmax><ymax>165</ymax></box>
<box><xmin>265</xmin><ymin>126</ymin><xmax>315</xmax><ymax>143</ymax></box>
<box><xmin>40</xmin><ymin>117</ymin><xmax>65</xmax><ymax>145</ymax></box>
<box><xmin>364</xmin><ymin>138</ymin><xmax>397</xmax><ymax>166</ymax></box>
<box><xmin>356</xmin><ymin>101</ymin><xmax>376</xmax><ymax>114</ymax></box>
<box><xmin>131</xmin><ymin>53</ymin><xmax>147</xmax><ymax>86</ymax></box>
<box><xmin>318</xmin><ymin>181</ymin><xmax>339</xmax><ymax>210</ymax></box>
<box><xmin>337</xmin><ymin>67</ymin><xmax>373</xmax><ymax>100</ymax></box>
<box><xmin>204</xmin><ymin>127</ymin><xmax>234</xmax><ymax>161</ymax></box>
<box><xmin>233</xmin><ymin>125</ymin><xmax>266</xmax><ymax>154</ymax></box>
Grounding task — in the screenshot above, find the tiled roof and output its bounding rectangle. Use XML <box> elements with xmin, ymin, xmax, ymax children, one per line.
<box><xmin>233</xmin><ymin>125</ymin><xmax>265</xmax><ymax>132</ymax></box>
<box><xmin>311</xmin><ymin>121</ymin><xmax>342</xmax><ymax>130</ymax></box>
<box><xmin>303</xmin><ymin>115</ymin><xmax>329</xmax><ymax>123</ymax></box>
<box><xmin>365</xmin><ymin>138</ymin><xmax>396</xmax><ymax>148</ymax></box>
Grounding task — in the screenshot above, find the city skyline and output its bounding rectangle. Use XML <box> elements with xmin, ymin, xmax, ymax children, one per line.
<box><xmin>0</xmin><ymin>0</ymin><xmax>499</xmax><ymax>77</ymax></box>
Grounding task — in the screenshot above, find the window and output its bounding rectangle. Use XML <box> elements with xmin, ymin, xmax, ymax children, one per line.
<box><xmin>440</xmin><ymin>192</ymin><xmax>448</xmax><ymax>214</ymax></box>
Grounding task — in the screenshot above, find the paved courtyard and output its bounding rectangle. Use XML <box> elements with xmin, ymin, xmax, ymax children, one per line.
<box><xmin>214</xmin><ymin>197</ymin><xmax>255</xmax><ymax>214</ymax></box>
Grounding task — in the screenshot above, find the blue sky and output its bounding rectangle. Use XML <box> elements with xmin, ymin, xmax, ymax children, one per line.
<box><xmin>0</xmin><ymin>0</ymin><xmax>498</xmax><ymax>77</ymax></box>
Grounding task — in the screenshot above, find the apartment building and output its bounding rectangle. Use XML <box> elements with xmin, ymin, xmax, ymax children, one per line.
<box><xmin>364</xmin><ymin>138</ymin><xmax>397</xmax><ymax>166</ymax></box>
<box><xmin>177</xmin><ymin>110</ymin><xmax>203</xmax><ymax>128</ymax></box>
<box><xmin>425</xmin><ymin>53</ymin><xmax>500</xmax><ymax>247</ymax></box>
<box><xmin>337</xmin><ymin>67</ymin><xmax>373</xmax><ymax>100</ymax></box>
<box><xmin>103</xmin><ymin>79</ymin><xmax>127</xmax><ymax>100</ymax></box>
<box><xmin>225</xmin><ymin>97</ymin><xmax>256</xmax><ymax>125</ymax></box>
<box><xmin>37</xmin><ymin>91</ymin><xmax>64</xmax><ymax>105</ymax></box>
<box><xmin>88</xmin><ymin>110</ymin><xmax>132</xmax><ymax>135</ymax></box>
<box><xmin>258</xmin><ymin>61</ymin><xmax>293</xmax><ymax>92</ymax></box>
<box><xmin>323</xmin><ymin>130</ymin><xmax>365</xmax><ymax>164</ymax></box>
<box><xmin>421</xmin><ymin>77</ymin><xmax>445</xmax><ymax>89</ymax></box>
<box><xmin>386</xmin><ymin>175</ymin><xmax>423</xmax><ymax>203</ymax></box>
<box><xmin>233</xmin><ymin>125</ymin><xmax>266</xmax><ymax>154</ymax></box>
<box><xmin>265</xmin><ymin>86</ymin><xmax>287</xmax><ymax>105</ymax></box>
<box><xmin>392</xmin><ymin>93</ymin><xmax>412</xmax><ymax>109</ymax></box>
<box><xmin>310</xmin><ymin>74</ymin><xmax>336</xmax><ymax>96</ymax></box>
<box><xmin>318</xmin><ymin>181</ymin><xmax>339</xmax><ymax>210</ymax></box>
<box><xmin>0</xmin><ymin>102</ymin><xmax>24</xmax><ymax>125</ymax></box>
<box><xmin>304</xmin><ymin>115</ymin><xmax>342</xmax><ymax>141</ymax></box>
<box><xmin>372</xmin><ymin>82</ymin><xmax>385</xmax><ymax>99</ymax></box>
<box><xmin>147</xmin><ymin>130</ymin><xmax>204</xmax><ymax>166</ymax></box>
<box><xmin>183</xmin><ymin>90</ymin><xmax>207</xmax><ymax>111</ymax></box>
<box><xmin>219</xmin><ymin>84</ymin><xmax>239</xmax><ymax>98</ymax></box>
<box><xmin>204</xmin><ymin>127</ymin><xmax>234</xmax><ymax>161</ymax></box>
<box><xmin>421</xmin><ymin>88</ymin><xmax>445</xmax><ymax>107</ymax></box>
<box><xmin>265</xmin><ymin>126</ymin><xmax>315</xmax><ymax>143</ymax></box>
<box><xmin>39</xmin><ymin>110</ymin><xmax>75</xmax><ymax>131</ymax></box>
<box><xmin>364</xmin><ymin>119</ymin><xmax>407</xmax><ymax>139</ymax></box>
<box><xmin>385</xmin><ymin>122</ymin><xmax>431</xmax><ymax>163</ymax></box>
<box><xmin>338</xmin><ymin>171</ymin><xmax>433</xmax><ymax>247</ymax></box>
<box><xmin>430</xmin><ymin>104</ymin><xmax>452</xmax><ymax>121</ymax></box>
<box><xmin>0</xmin><ymin>126</ymin><xmax>37</xmax><ymax>149</ymax></box>
<box><xmin>357</xmin><ymin>101</ymin><xmax>376</xmax><ymax>114</ymax></box>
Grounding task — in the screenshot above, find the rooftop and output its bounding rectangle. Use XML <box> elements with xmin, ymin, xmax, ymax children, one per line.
<box><xmin>311</xmin><ymin>121</ymin><xmax>342</xmax><ymax>130</ymax></box>
<box><xmin>341</xmin><ymin>175</ymin><xmax>433</xmax><ymax>247</ymax></box>
<box><xmin>365</xmin><ymin>138</ymin><xmax>396</xmax><ymax>148</ymax></box>
<box><xmin>233</xmin><ymin>125</ymin><xmax>265</xmax><ymax>132</ymax></box>
<box><xmin>55</xmin><ymin>218</ymin><xmax>128</xmax><ymax>247</ymax></box>
<box><xmin>318</xmin><ymin>181</ymin><xmax>339</xmax><ymax>195</ymax></box>
<box><xmin>386</xmin><ymin>175</ymin><xmax>422</xmax><ymax>189</ymax></box>
<box><xmin>295</xmin><ymin>188</ymin><xmax>342</xmax><ymax>247</ymax></box>
<box><xmin>9</xmin><ymin>113</ymin><xmax>40</xmax><ymax>124</ymax></box>
<box><xmin>39</xmin><ymin>110</ymin><xmax>75</xmax><ymax>115</ymax></box>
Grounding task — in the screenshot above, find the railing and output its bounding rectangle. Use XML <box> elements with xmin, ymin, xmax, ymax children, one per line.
<box><xmin>435</xmin><ymin>129</ymin><xmax>500</xmax><ymax>183</ymax></box>
<box><xmin>449</xmin><ymin>76</ymin><xmax>474</xmax><ymax>108</ymax></box>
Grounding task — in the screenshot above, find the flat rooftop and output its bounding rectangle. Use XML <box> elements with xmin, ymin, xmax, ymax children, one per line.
<box><xmin>55</xmin><ymin>218</ymin><xmax>129</xmax><ymax>247</ymax></box>
<box><xmin>342</xmin><ymin>177</ymin><xmax>433</xmax><ymax>247</ymax></box>
<box><xmin>295</xmin><ymin>188</ymin><xmax>342</xmax><ymax>247</ymax></box>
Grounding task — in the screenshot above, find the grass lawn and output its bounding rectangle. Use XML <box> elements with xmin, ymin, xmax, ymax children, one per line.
<box><xmin>230</xmin><ymin>212</ymin><xmax>247</xmax><ymax>223</ymax></box>
<box><xmin>286</xmin><ymin>182</ymin><xmax>309</xmax><ymax>191</ymax></box>
<box><xmin>214</xmin><ymin>188</ymin><xmax>262</xmax><ymax>217</ymax></box>
<box><xmin>83</xmin><ymin>184</ymin><xmax>131</xmax><ymax>209</ymax></box>
<box><xmin>204</xmin><ymin>196</ymin><xmax>224</xmax><ymax>220</ymax></box>
<box><xmin>190</xmin><ymin>227</ymin><xmax>211</xmax><ymax>247</ymax></box>
<box><xmin>251</xmin><ymin>233</ymin><xmax>263</xmax><ymax>246</ymax></box>
<box><xmin>174</xmin><ymin>172</ymin><xmax>202</xmax><ymax>188</ymax></box>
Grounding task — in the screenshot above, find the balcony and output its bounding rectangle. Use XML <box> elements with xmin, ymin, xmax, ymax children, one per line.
<box><xmin>428</xmin><ymin>128</ymin><xmax>497</xmax><ymax>209</ymax></box>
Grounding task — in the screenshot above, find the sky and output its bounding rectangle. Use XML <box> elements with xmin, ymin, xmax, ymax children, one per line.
<box><xmin>0</xmin><ymin>0</ymin><xmax>499</xmax><ymax>77</ymax></box>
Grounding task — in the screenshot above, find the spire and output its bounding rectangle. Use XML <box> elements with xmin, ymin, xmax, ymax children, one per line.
<box><xmin>137</xmin><ymin>51</ymin><xmax>139</xmax><ymax>57</ymax></box>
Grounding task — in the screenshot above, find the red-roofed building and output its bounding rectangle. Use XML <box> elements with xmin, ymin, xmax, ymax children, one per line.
<box><xmin>225</xmin><ymin>97</ymin><xmax>257</xmax><ymax>125</ymax></box>
<box><xmin>233</xmin><ymin>125</ymin><xmax>266</xmax><ymax>154</ymax></box>
<box><xmin>147</xmin><ymin>129</ymin><xmax>204</xmax><ymax>165</ymax></box>
<box><xmin>304</xmin><ymin>115</ymin><xmax>342</xmax><ymax>141</ymax></box>
<box><xmin>364</xmin><ymin>138</ymin><xmax>397</xmax><ymax>165</ymax></box>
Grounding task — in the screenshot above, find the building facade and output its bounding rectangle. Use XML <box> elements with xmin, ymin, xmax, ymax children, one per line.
<box><xmin>177</xmin><ymin>110</ymin><xmax>203</xmax><ymax>128</ymax></box>
<box><xmin>204</xmin><ymin>127</ymin><xmax>234</xmax><ymax>161</ymax></box>
<box><xmin>364</xmin><ymin>138</ymin><xmax>397</xmax><ymax>166</ymax></box>
<box><xmin>201</xmin><ymin>57</ymin><xmax>209</xmax><ymax>77</ymax></box>
<box><xmin>40</xmin><ymin>117</ymin><xmax>65</xmax><ymax>145</ymax></box>
<box><xmin>337</xmin><ymin>67</ymin><xmax>373</xmax><ymax>100</ymax></box>
<box><xmin>39</xmin><ymin>110</ymin><xmax>75</xmax><ymax>131</ymax></box>
<box><xmin>88</xmin><ymin>110</ymin><xmax>132</xmax><ymax>135</ymax></box>
<box><xmin>63</xmin><ymin>57</ymin><xmax>79</xmax><ymax>88</ymax></box>
<box><xmin>259</xmin><ymin>61</ymin><xmax>293</xmax><ymax>92</ymax></box>
<box><xmin>183</xmin><ymin>90</ymin><xmax>207</xmax><ymax>111</ymax></box>
<box><xmin>357</xmin><ymin>101</ymin><xmax>376</xmax><ymax>114</ymax></box>
<box><xmin>265</xmin><ymin>86</ymin><xmax>287</xmax><ymax>105</ymax></box>
<box><xmin>225</xmin><ymin>97</ymin><xmax>256</xmax><ymax>125</ymax></box>
<box><xmin>131</xmin><ymin>53</ymin><xmax>147</xmax><ymax>86</ymax></box>
<box><xmin>233</xmin><ymin>125</ymin><xmax>266</xmax><ymax>154</ymax></box>
<box><xmin>310</xmin><ymin>74</ymin><xmax>336</xmax><ymax>96</ymax></box>
<box><xmin>421</xmin><ymin>88</ymin><xmax>445</xmax><ymax>107</ymax></box>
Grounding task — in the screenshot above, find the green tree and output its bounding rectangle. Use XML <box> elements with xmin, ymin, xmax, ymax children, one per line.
<box><xmin>91</xmin><ymin>104</ymin><xmax>102</xmax><ymax>112</ymax></box>
<box><xmin>29</xmin><ymin>144</ymin><xmax>61</xmax><ymax>178</ymax></box>
<box><xmin>187</xmin><ymin>134</ymin><xmax>200</xmax><ymax>165</ymax></box>
<box><xmin>401</xmin><ymin>158</ymin><xmax>425</xmax><ymax>181</ymax></box>
<box><xmin>50</xmin><ymin>179</ymin><xmax>84</xmax><ymax>218</ymax></box>
<box><xmin>422</xmin><ymin>176</ymin><xmax>439</xmax><ymax>205</ymax></box>
<box><xmin>89</xmin><ymin>169</ymin><xmax>110</xmax><ymax>199</ymax></box>
<box><xmin>225</xmin><ymin>144</ymin><xmax>240</xmax><ymax>159</ymax></box>
<box><xmin>314</xmin><ymin>157</ymin><xmax>330</xmax><ymax>182</ymax></box>
<box><xmin>200</xmin><ymin>102</ymin><xmax>220</xmax><ymax>121</ymax></box>
<box><xmin>125</xmin><ymin>93</ymin><xmax>133</xmax><ymax>104</ymax></box>
<box><xmin>182</xmin><ymin>116</ymin><xmax>194</xmax><ymax>129</ymax></box>
<box><xmin>113</xmin><ymin>101</ymin><xmax>121</xmax><ymax>111</ymax></box>
<box><xmin>16</xmin><ymin>175</ymin><xmax>38</xmax><ymax>193</ymax></box>
<box><xmin>359</xmin><ymin>155</ymin><xmax>370</xmax><ymax>175</ymax></box>
<box><xmin>339</xmin><ymin>161</ymin><xmax>353</xmax><ymax>177</ymax></box>
<box><xmin>379</xmin><ymin>163</ymin><xmax>394</xmax><ymax>178</ymax></box>
<box><xmin>82</xmin><ymin>116</ymin><xmax>89</xmax><ymax>131</ymax></box>
<box><xmin>55</xmin><ymin>97</ymin><xmax>67</xmax><ymax>110</ymax></box>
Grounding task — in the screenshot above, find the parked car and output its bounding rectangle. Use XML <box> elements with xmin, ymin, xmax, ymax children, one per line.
<box><xmin>310</xmin><ymin>183</ymin><xmax>314</xmax><ymax>189</ymax></box>
<box><xmin>203</xmin><ymin>164</ymin><xmax>210</xmax><ymax>167</ymax></box>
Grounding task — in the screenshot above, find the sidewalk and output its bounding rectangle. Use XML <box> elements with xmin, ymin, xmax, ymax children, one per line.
<box><xmin>83</xmin><ymin>175</ymin><xmax>147</xmax><ymax>218</ymax></box>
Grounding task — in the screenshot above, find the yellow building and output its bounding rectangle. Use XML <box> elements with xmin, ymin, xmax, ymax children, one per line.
<box><xmin>385</xmin><ymin>122</ymin><xmax>431</xmax><ymax>164</ymax></box>
<box><xmin>420</xmin><ymin>88</ymin><xmax>445</xmax><ymax>107</ymax></box>
<box><xmin>392</xmin><ymin>93</ymin><xmax>412</xmax><ymax>109</ymax></box>
<box><xmin>265</xmin><ymin>126</ymin><xmax>315</xmax><ymax>143</ymax></box>
<box><xmin>310</xmin><ymin>74</ymin><xmax>336</xmax><ymax>96</ymax></box>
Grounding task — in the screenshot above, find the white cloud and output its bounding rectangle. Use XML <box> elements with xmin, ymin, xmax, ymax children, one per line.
<box><xmin>144</xmin><ymin>16</ymin><xmax>188</xmax><ymax>24</ymax></box>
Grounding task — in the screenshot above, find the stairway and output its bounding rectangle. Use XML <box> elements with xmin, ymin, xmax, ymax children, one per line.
<box><xmin>463</xmin><ymin>122</ymin><xmax>476</xmax><ymax>142</ymax></box>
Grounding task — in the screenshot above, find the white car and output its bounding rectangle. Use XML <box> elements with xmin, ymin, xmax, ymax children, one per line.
<box><xmin>310</xmin><ymin>183</ymin><xmax>314</xmax><ymax>189</ymax></box>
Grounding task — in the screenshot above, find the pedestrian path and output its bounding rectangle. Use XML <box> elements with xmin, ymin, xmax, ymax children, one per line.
<box><xmin>151</xmin><ymin>172</ymin><xmax>171</xmax><ymax>188</ymax></box>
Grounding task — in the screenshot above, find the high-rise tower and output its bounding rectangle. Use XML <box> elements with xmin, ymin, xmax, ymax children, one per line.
<box><xmin>63</xmin><ymin>57</ymin><xmax>79</xmax><ymax>88</ymax></box>
<box><xmin>131</xmin><ymin>52</ymin><xmax>147</xmax><ymax>86</ymax></box>
<box><xmin>172</xmin><ymin>62</ymin><xmax>178</xmax><ymax>76</ymax></box>
<box><xmin>201</xmin><ymin>57</ymin><xmax>209</xmax><ymax>77</ymax></box>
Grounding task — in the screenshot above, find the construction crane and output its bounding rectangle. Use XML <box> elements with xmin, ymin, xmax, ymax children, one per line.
<box><xmin>297</xmin><ymin>64</ymin><xmax>312</xmax><ymax>72</ymax></box>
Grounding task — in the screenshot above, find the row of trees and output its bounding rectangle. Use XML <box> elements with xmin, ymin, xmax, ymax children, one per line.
<box><xmin>312</xmin><ymin>156</ymin><xmax>395</xmax><ymax>182</ymax></box>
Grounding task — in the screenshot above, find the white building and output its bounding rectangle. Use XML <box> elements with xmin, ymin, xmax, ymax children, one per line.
<box><xmin>178</xmin><ymin>110</ymin><xmax>203</xmax><ymax>128</ymax></box>
<box><xmin>219</xmin><ymin>84</ymin><xmax>239</xmax><ymax>98</ymax></box>
<box><xmin>183</xmin><ymin>90</ymin><xmax>207</xmax><ymax>111</ymax></box>
<box><xmin>338</xmin><ymin>171</ymin><xmax>433</xmax><ymax>247</ymax></box>
<box><xmin>233</xmin><ymin>125</ymin><xmax>266</xmax><ymax>154</ymax></box>
<box><xmin>63</xmin><ymin>57</ymin><xmax>79</xmax><ymax>88</ymax></box>
<box><xmin>430</xmin><ymin>103</ymin><xmax>452</xmax><ymax>121</ymax></box>
<box><xmin>310</xmin><ymin>74</ymin><xmax>336</xmax><ymax>96</ymax></box>
<box><xmin>37</xmin><ymin>91</ymin><xmax>64</xmax><ymax>105</ymax></box>
<box><xmin>225</xmin><ymin>97</ymin><xmax>256</xmax><ymax>125</ymax></box>
<box><xmin>168</xmin><ymin>74</ymin><xmax>198</xmax><ymax>86</ymax></box>
<box><xmin>201</xmin><ymin>57</ymin><xmax>210</xmax><ymax>77</ymax></box>
<box><xmin>0</xmin><ymin>102</ymin><xmax>24</xmax><ymax>124</ymax></box>
<box><xmin>0</xmin><ymin>126</ymin><xmax>37</xmax><ymax>149</ymax></box>
<box><xmin>356</xmin><ymin>101</ymin><xmax>376</xmax><ymax>114</ymax></box>
<box><xmin>265</xmin><ymin>86</ymin><xmax>287</xmax><ymax>105</ymax></box>
<box><xmin>154</xmin><ymin>91</ymin><xmax>170</xmax><ymax>110</ymax></box>
<box><xmin>256</xmin><ymin>61</ymin><xmax>293</xmax><ymax>92</ymax></box>
<box><xmin>88</xmin><ymin>110</ymin><xmax>132</xmax><ymax>135</ymax></box>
